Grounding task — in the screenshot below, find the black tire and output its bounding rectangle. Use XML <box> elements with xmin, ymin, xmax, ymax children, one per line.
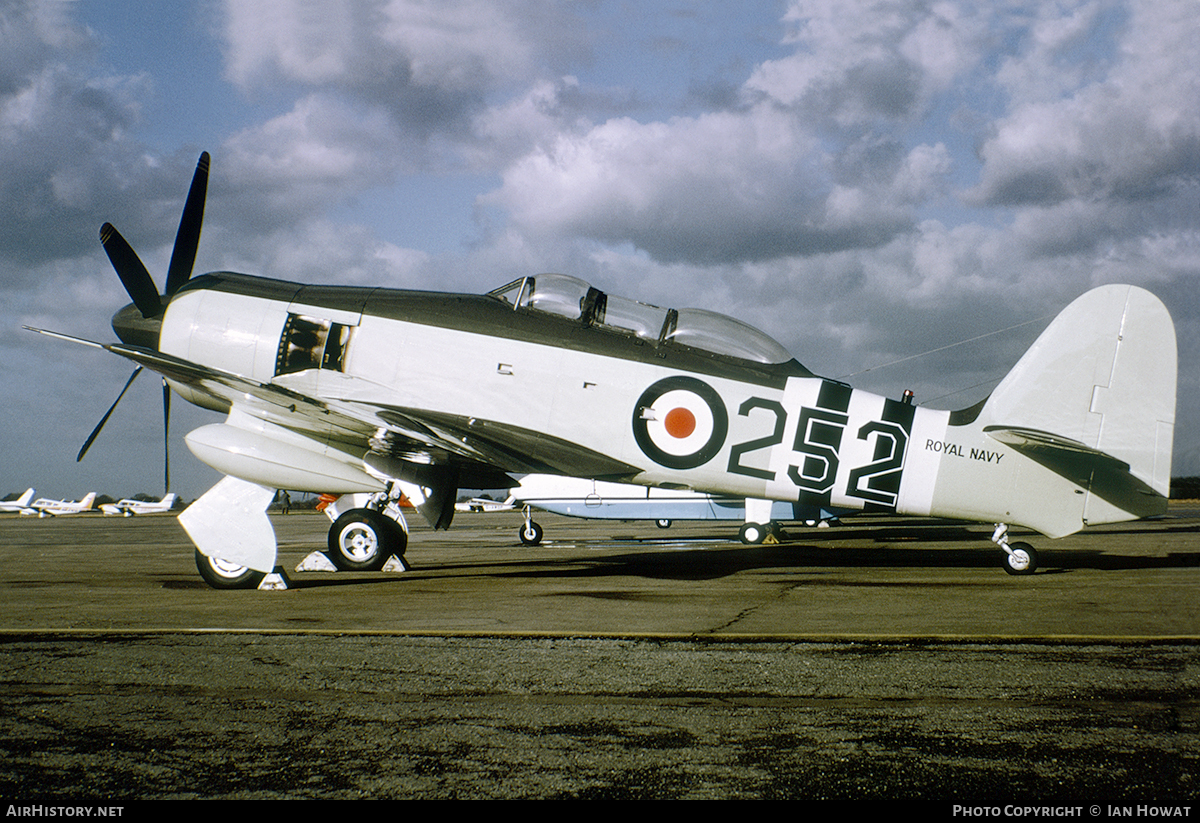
<box><xmin>519</xmin><ymin>520</ymin><xmax>544</xmax><ymax>546</ymax></box>
<box><xmin>739</xmin><ymin>522</ymin><xmax>766</xmax><ymax>544</ymax></box>
<box><xmin>1003</xmin><ymin>541</ymin><xmax>1039</xmax><ymax>576</ymax></box>
<box><xmin>327</xmin><ymin>508</ymin><xmax>405</xmax><ymax>571</ymax></box>
<box><xmin>655</xmin><ymin>519</ymin><xmax>672</xmax><ymax>529</ymax></box>
<box><xmin>195</xmin><ymin>549</ymin><xmax>266</xmax><ymax>590</ymax></box>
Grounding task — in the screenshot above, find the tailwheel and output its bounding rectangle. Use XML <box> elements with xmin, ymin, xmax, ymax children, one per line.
<box><xmin>1003</xmin><ymin>541</ymin><xmax>1039</xmax><ymax>576</ymax></box>
<box><xmin>195</xmin><ymin>549</ymin><xmax>266</xmax><ymax>590</ymax></box>
<box><xmin>327</xmin><ymin>508</ymin><xmax>406</xmax><ymax>572</ymax></box>
<box><xmin>992</xmin><ymin>523</ymin><xmax>1039</xmax><ymax>576</ymax></box>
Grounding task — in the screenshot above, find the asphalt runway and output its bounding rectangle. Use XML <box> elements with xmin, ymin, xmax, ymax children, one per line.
<box><xmin>1</xmin><ymin>506</ymin><xmax>1197</xmax><ymax>802</ymax></box>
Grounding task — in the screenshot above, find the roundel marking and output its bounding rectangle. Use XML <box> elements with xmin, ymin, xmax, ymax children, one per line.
<box><xmin>664</xmin><ymin>407</ymin><xmax>696</xmax><ymax>439</ymax></box>
<box><xmin>633</xmin><ymin>376</ymin><xmax>728</xmax><ymax>469</ymax></box>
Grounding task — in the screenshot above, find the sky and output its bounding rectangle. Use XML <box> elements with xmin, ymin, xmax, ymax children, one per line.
<box><xmin>1</xmin><ymin>0</ymin><xmax>1197</xmax><ymax>502</ymax></box>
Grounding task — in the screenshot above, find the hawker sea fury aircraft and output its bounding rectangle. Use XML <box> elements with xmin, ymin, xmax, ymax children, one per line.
<box><xmin>28</xmin><ymin>153</ymin><xmax>1177</xmax><ymax>587</ymax></box>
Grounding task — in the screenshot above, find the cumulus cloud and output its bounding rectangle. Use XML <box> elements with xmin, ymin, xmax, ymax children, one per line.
<box><xmin>221</xmin><ymin>0</ymin><xmax>582</xmax><ymax>138</ymax></box>
<box><xmin>482</xmin><ymin>0</ymin><xmax>972</xmax><ymax>267</ymax></box>
<box><xmin>745</xmin><ymin>0</ymin><xmax>987</xmax><ymax>125</ymax></box>
<box><xmin>224</xmin><ymin>0</ymin><xmax>538</xmax><ymax>91</ymax></box>
<box><xmin>485</xmin><ymin>106</ymin><xmax>834</xmax><ymax>264</ymax></box>
<box><xmin>217</xmin><ymin>94</ymin><xmax>407</xmax><ymax>228</ymax></box>
<box><xmin>972</xmin><ymin>0</ymin><xmax>1200</xmax><ymax>211</ymax></box>
<box><xmin>0</xmin><ymin>0</ymin><xmax>90</xmax><ymax>94</ymax></box>
<box><xmin>0</xmin><ymin>22</ymin><xmax>152</xmax><ymax>271</ymax></box>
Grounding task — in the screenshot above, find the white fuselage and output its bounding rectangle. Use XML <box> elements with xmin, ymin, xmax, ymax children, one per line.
<box><xmin>156</xmin><ymin>283</ymin><xmax>1023</xmax><ymax>533</ymax></box>
<box><xmin>155</xmin><ymin>277</ymin><xmax>1173</xmax><ymax>541</ymax></box>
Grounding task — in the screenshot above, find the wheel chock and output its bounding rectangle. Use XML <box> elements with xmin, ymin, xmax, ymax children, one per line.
<box><xmin>295</xmin><ymin>551</ymin><xmax>409</xmax><ymax>573</ymax></box>
<box><xmin>258</xmin><ymin>568</ymin><xmax>291</xmax><ymax>590</ymax></box>
<box><xmin>296</xmin><ymin>551</ymin><xmax>339</xmax><ymax>572</ymax></box>
<box><xmin>382</xmin><ymin>554</ymin><xmax>411</xmax><ymax>573</ymax></box>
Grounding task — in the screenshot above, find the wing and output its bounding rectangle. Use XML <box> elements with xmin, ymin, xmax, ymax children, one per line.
<box><xmin>28</xmin><ymin>327</ymin><xmax>639</xmax><ymax>487</ymax></box>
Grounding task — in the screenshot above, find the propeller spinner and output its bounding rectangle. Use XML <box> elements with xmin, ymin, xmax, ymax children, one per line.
<box><xmin>80</xmin><ymin>152</ymin><xmax>211</xmax><ymax>494</ymax></box>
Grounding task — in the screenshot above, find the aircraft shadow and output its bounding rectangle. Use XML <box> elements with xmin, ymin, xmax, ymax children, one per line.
<box><xmin>487</xmin><ymin>545</ymin><xmax>1200</xmax><ymax>582</ymax></box>
<box><xmin>245</xmin><ymin>513</ymin><xmax>1200</xmax><ymax>589</ymax></box>
<box><xmin>272</xmin><ymin>532</ymin><xmax>1200</xmax><ymax>589</ymax></box>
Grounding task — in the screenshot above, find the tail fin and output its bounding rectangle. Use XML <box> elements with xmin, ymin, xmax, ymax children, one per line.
<box><xmin>17</xmin><ymin>488</ymin><xmax>34</xmax><ymax>507</ymax></box>
<box><xmin>979</xmin><ymin>284</ymin><xmax>1176</xmax><ymax>520</ymax></box>
<box><xmin>79</xmin><ymin>492</ymin><xmax>96</xmax><ymax>509</ymax></box>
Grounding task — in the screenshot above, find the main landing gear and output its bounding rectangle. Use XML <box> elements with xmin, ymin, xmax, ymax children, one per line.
<box><xmin>991</xmin><ymin>523</ymin><xmax>1039</xmax><ymax>575</ymax></box>
<box><xmin>327</xmin><ymin>508</ymin><xmax>407</xmax><ymax>571</ymax></box>
<box><xmin>195</xmin><ymin>550</ymin><xmax>266</xmax><ymax>590</ymax></box>
<box><xmin>738</xmin><ymin>521</ymin><xmax>784</xmax><ymax>544</ymax></box>
<box><xmin>518</xmin><ymin>506</ymin><xmax>544</xmax><ymax>546</ymax></box>
<box><xmin>295</xmin><ymin>488</ymin><xmax>412</xmax><ymax>578</ymax></box>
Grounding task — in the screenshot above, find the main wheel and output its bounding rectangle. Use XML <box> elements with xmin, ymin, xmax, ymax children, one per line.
<box><xmin>327</xmin><ymin>508</ymin><xmax>405</xmax><ymax>572</ymax></box>
<box><xmin>739</xmin><ymin>522</ymin><xmax>767</xmax><ymax>544</ymax></box>
<box><xmin>1003</xmin><ymin>541</ymin><xmax>1039</xmax><ymax>576</ymax></box>
<box><xmin>655</xmin><ymin>519</ymin><xmax>672</xmax><ymax>529</ymax></box>
<box><xmin>519</xmin><ymin>520</ymin><xmax>544</xmax><ymax>546</ymax></box>
<box><xmin>195</xmin><ymin>549</ymin><xmax>266</xmax><ymax>590</ymax></box>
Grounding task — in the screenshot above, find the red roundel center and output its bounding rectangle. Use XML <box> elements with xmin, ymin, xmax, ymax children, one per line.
<box><xmin>663</xmin><ymin>407</ymin><xmax>697</xmax><ymax>439</ymax></box>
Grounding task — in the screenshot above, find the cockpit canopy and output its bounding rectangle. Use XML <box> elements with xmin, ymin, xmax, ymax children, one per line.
<box><xmin>488</xmin><ymin>274</ymin><xmax>796</xmax><ymax>366</ymax></box>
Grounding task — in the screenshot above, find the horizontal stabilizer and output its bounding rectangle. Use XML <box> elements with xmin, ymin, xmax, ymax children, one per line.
<box><xmin>985</xmin><ymin>426</ymin><xmax>1166</xmax><ymax>519</ymax></box>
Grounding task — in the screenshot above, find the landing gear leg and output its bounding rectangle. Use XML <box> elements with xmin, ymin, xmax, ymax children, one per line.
<box><xmin>992</xmin><ymin>523</ymin><xmax>1039</xmax><ymax>576</ymax></box>
<box><xmin>741</xmin><ymin>499</ymin><xmax>781</xmax><ymax>544</ymax></box>
<box><xmin>519</xmin><ymin>505</ymin><xmax>544</xmax><ymax>546</ymax></box>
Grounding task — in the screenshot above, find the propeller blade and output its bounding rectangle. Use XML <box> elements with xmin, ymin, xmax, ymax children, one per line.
<box><xmin>77</xmin><ymin>366</ymin><xmax>143</xmax><ymax>462</ymax></box>
<box><xmin>100</xmin><ymin>223</ymin><xmax>162</xmax><ymax>318</ymax></box>
<box><xmin>162</xmin><ymin>378</ymin><xmax>171</xmax><ymax>494</ymax></box>
<box><xmin>164</xmin><ymin>152</ymin><xmax>210</xmax><ymax>297</ymax></box>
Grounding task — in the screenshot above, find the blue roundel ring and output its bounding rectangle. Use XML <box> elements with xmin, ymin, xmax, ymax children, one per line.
<box><xmin>632</xmin><ymin>376</ymin><xmax>729</xmax><ymax>470</ymax></box>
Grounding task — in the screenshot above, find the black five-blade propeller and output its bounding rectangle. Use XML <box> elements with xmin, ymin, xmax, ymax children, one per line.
<box><xmin>79</xmin><ymin>152</ymin><xmax>210</xmax><ymax>494</ymax></box>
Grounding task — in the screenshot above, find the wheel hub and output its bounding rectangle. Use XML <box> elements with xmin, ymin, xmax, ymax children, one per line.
<box><xmin>210</xmin><ymin>557</ymin><xmax>250</xmax><ymax>578</ymax></box>
<box><xmin>340</xmin><ymin>526</ymin><xmax>379</xmax><ymax>560</ymax></box>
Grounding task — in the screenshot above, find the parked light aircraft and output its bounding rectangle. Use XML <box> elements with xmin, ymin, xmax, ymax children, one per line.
<box><xmin>100</xmin><ymin>493</ymin><xmax>178</xmax><ymax>516</ymax></box>
<box><xmin>504</xmin><ymin>474</ymin><xmax>842</xmax><ymax>545</ymax></box>
<box><xmin>26</xmin><ymin>492</ymin><xmax>96</xmax><ymax>517</ymax></box>
<box><xmin>0</xmin><ymin>489</ymin><xmax>36</xmax><ymax>515</ymax></box>
<box><xmin>455</xmin><ymin>497</ymin><xmax>516</xmax><ymax>513</ymax></box>
<box><xmin>28</xmin><ymin>153</ymin><xmax>1177</xmax><ymax>588</ymax></box>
